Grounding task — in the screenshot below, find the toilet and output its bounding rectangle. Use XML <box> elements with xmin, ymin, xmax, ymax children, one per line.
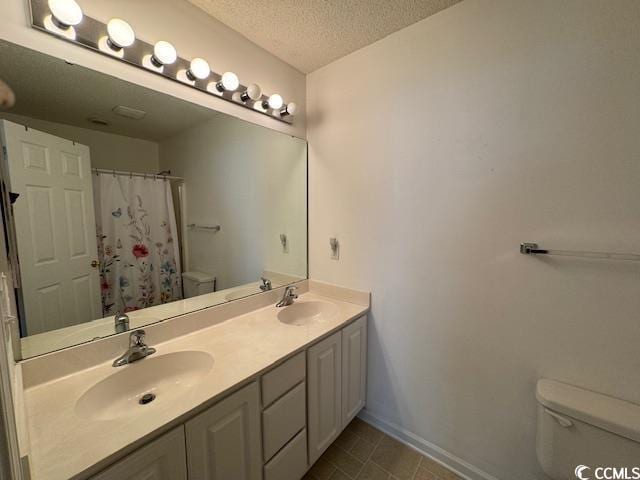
<box><xmin>536</xmin><ymin>379</ymin><xmax>640</xmax><ymax>479</ymax></box>
<box><xmin>182</xmin><ymin>271</ymin><xmax>216</xmax><ymax>298</ymax></box>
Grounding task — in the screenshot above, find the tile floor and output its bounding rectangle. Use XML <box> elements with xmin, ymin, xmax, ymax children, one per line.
<box><xmin>303</xmin><ymin>418</ymin><xmax>462</xmax><ymax>480</ymax></box>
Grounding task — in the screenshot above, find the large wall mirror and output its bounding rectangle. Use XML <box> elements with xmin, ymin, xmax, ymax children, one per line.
<box><xmin>0</xmin><ymin>41</ymin><xmax>307</xmax><ymax>359</ymax></box>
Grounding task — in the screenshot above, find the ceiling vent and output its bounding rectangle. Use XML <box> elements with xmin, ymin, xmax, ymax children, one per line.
<box><xmin>112</xmin><ymin>105</ymin><xmax>146</xmax><ymax>120</ymax></box>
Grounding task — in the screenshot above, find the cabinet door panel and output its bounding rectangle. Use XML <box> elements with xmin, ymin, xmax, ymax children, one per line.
<box><xmin>91</xmin><ymin>427</ymin><xmax>187</xmax><ymax>480</ymax></box>
<box><xmin>342</xmin><ymin>316</ymin><xmax>367</xmax><ymax>425</ymax></box>
<box><xmin>186</xmin><ymin>382</ymin><xmax>261</xmax><ymax>480</ymax></box>
<box><xmin>307</xmin><ymin>331</ymin><xmax>342</xmax><ymax>464</ymax></box>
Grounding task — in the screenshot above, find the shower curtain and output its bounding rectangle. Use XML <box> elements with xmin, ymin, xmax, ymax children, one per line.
<box><xmin>93</xmin><ymin>174</ymin><xmax>182</xmax><ymax>316</ymax></box>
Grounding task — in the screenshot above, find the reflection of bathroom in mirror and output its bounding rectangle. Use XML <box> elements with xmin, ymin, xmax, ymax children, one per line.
<box><xmin>0</xmin><ymin>41</ymin><xmax>307</xmax><ymax>359</ymax></box>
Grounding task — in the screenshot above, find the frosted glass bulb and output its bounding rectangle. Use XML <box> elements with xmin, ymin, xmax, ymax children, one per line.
<box><xmin>268</xmin><ymin>94</ymin><xmax>283</xmax><ymax>110</ymax></box>
<box><xmin>221</xmin><ymin>72</ymin><xmax>239</xmax><ymax>91</ymax></box>
<box><xmin>187</xmin><ymin>58</ymin><xmax>210</xmax><ymax>80</ymax></box>
<box><xmin>151</xmin><ymin>41</ymin><xmax>177</xmax><ymax>67</ymax></box>
<box><xmin>284</xmin><ymin>102</ymin><xmax>298</xmax><ymax>116</ymax></box>
<box><xmin>48</xmin><ymin>0</ymin><xmax>83</xmax><ymax>27</ymax></box>
<box><xmin>107</xmin><ymin>19</ymin><xmax>135</xmax><ymax>49</ymax></box>
<box><xmin>241</xmin><ymin>84</ymin><xmax>262</xmax><ymax>102</ymax></box>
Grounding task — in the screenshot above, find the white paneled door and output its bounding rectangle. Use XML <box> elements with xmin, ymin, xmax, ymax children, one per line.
<box><xmin>1</xmin><ymin>120</ymin><xmax>101</xmax><ymax>334</ymax></box>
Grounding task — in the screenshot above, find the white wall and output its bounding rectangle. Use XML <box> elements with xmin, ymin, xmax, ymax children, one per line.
<box><xmin>0</xmin><ymin>0</ymin><xmax>306</xmax><ymax>139</ymax></box>
<box><xmin>0</xmin><ymin>113</ymin><xmax>159</xmax><ymax>173</ymax></box>
<box><xmin>307</xmin><ymin>1</ymin><xmax>640</xmax><ymax>479</ymax></box>
<box><xmin>159</xmin><ymin>116</ymin><xmax>306</xmax><ymax>290</ymax></box>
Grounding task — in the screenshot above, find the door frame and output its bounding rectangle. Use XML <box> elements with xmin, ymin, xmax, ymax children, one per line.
<box><xmin>0</xmin><ymin>123</ymin><xmax>26</xmax><ymax>350</ymax></box>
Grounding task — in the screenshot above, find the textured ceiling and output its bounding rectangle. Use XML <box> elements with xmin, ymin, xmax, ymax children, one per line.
<box><xmin>187</xmin><ymin>0</ymin><xmax>463</xmax><ymax>73</ymax></box>
<box><xmin>0</xmin><ymin>41</ymin><xmax>218</xmax><ymax>142</ymax></box>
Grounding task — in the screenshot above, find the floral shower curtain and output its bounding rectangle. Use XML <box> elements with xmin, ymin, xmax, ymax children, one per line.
<box><xmin>93</xmin><ymin>174</ymin><xmax>182</xmax><ymax>316</ymax></box>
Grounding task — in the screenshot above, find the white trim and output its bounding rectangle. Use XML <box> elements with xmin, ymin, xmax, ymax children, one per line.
<box><xmin>358</xmin><ymin>409</ymin><xmax>499</xmax><ymax>480</ymax></box>
<box><xmin>0</xmin><ymin>274</ymin><xmax>24</xmax><ymax>480</ymax></box>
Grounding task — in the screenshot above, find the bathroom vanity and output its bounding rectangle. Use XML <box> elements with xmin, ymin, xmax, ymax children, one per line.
<box><xmin>0</xmin><ymin>35</ymin><xmax>362</xmax><ymax>480</ymax></box>
<box><xmin>19</xmin><ymin>281</ymin><xmax>369</xmax><ymax>480</ymax></box>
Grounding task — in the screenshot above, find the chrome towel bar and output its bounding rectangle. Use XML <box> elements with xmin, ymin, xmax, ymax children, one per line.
<box><xmin>187</xmin><ymin>224</ymin><xmax>221</xmax><ymax>232</ymax></box>
<box><xmin>520</xmin><ymin>243</ymin><xmax>640</xmax><ymax>262</ymax></box>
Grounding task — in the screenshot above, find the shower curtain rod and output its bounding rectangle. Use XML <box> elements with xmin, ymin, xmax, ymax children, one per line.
<box><xmin>92</xmin><ymin>168</ymin><xmax>184</xmax><ymax>181</ymax></box>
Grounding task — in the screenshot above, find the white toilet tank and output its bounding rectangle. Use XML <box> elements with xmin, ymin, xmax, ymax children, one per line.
<box><xmin>536</xmin><ymin>379</ymin><xmax>640</xmax><ymax>479</ymax></box>
<box><xmin>182</xmin><ymin>271</ymin><xmax>215</xmax><ymax>298</ymax></box>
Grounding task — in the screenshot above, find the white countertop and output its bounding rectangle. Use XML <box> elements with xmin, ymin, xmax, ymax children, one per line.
<box><xmin>23</xmin><ymin>288</ymin><xmax>368</xmax><ymax>480</ymax></box>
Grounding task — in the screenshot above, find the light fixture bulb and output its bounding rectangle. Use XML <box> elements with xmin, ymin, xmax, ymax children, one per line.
<box><xmin>281</xmin><ymin>102</ymin><xmax>298</xmax><ymax>116</ymax></box>
<box><xmin>106</xmin><ymin>18</ymin><xmax>135</xmax><ymax>50</ymax></box>
<box><xmin>240</xmin><ymin>84</ymin><xmax>262</xmax><ymax>102</ymax></box>
<box><xmin>264</xmin><ymin>94</ymin><xmax>283</xmax><ymax>110</ymax></box>
<box><xmin>48</xmin><ymin>0</ymin><xmax>83</xmax><ymax>28</ymax></box>
<box><xmin>216</xmin><ymin>71</ymin><xmax>239</xmax><ymax>92</ymax></box>
<box><xmin>151</xmin><ymin>41</ymin><xmax>177</xmax><ymax>67</ymax></box>
<box><xmin>186</xmin><ymin>58</ymin><xmax>210</xmax><ymax>81</ymax></box>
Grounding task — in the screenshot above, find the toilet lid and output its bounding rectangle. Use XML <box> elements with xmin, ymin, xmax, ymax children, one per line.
<box><xmin>182</xmin><ymin>271</ymin><xmax>215</xmax><ymax>283</ymax></box>
<box><xmin>537</xmin><ymin>379</ymin><xmax>640</xmax><ymax>443</ymax></box>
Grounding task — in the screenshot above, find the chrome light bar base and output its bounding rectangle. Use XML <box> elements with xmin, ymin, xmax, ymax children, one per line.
<box><xmin>28</xmin><ymin>0</ymin><xmax>294</xmax><ymax>125</ymax></box>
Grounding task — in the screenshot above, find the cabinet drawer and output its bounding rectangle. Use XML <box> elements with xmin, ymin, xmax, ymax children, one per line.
<box><xmin>264</xmin><ymin>429</ymin><xmax>308</xmax><ymax>480</ymax></box>
<box><xmin>262</xmin><ymin>381</ymin><xmax>306</xmax><ymax>461</ymax></box>
<box><xmin>261</xmin><ymin>351</ymin><xmax>305</xmax><ymax>407</ymax></box>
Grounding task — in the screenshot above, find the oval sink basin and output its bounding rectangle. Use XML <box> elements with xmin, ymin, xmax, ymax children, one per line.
<box><xmin>277</xmin><ymin>301</ymin><xmax>339</xmax><ymax>326</ymax></box>
<box><xmin>75</xmin><ymin>351</ymin><xmax>213</xmax><ymax>421</ymax></box>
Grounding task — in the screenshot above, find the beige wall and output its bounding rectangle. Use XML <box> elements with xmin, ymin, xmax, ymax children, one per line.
<box><xmin>159</xmin><ymin>115</ymin><xmax>307</xmax><ymax>290</ymax></box>
<box><xmin>0</xmin><ymin>113</ymin><xmax>160</xmax><ymax>173</ymax></box>
<box><xmin>0</xmin><ymin>0</ymin><xmax>306</xmax><ymax>139</ymax></box>
<box><xmin>307</xmin><ymin>0</ymin><xmax>640</xmax><ymax>478</ymax></box>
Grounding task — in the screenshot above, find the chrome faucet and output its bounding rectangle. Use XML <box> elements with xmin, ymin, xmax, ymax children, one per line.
<box><xmin>114</xmin><ymin>312</ymin><xmax>130</xmax><ymax>334</ymax></box>
<box><xmin>276</xmin><ymin>286</ymin><xmax>298</xmax><ymax>307</ymax></box>
<box><xmin>260</xmin><ymin>277</ymin><xmax>272</xmax><ymax>291</ymax></box>
<box><xmin>112</xmin><ymin>330</ymin><xmax>156</xmax><ymax>367</ymax></box>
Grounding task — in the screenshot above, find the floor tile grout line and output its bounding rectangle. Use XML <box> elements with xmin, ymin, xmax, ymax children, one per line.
<box><xmin>365</xmin><ymin>424</ymin><xmax>432</xmax><ymax>480</ymax></box>
<box><xmin>365</xmin><ymin>429</ymin><xmax>413</xmax><ymax>480</ymax></box>
<box><xmin>315</xmin><ymin>418</ymin><xmax>458</xmax><ymax>480</ymax></box>
<box><xmin>356</xmin><ymin>424</ymin><xmax>387</xmax><ymax>479</ymax></box>
<box><xmin>359</xmin><ymin>430</ymin><xmax>385</xmax><ymax>480</ymax></box>
<box><xmin>409</xmin><ymin>457</ymin><xmax>421</xmax><ymax>480</ymax></box>
<box><xmin>337</xmin><ymin>420</ymin><xmax>385</xmax><ymax>480</ymax></box>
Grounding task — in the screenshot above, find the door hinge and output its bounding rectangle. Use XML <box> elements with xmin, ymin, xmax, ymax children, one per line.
<box><xmin>1</xmin><ymin>146</ymin><xmax>7</xmax><ymax>161</ymax></box>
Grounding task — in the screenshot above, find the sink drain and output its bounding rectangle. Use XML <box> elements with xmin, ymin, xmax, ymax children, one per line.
<box><xmin>139</xmin><ymin>393</ymin><xmax>156</xmax><ymax>405</ymax></box>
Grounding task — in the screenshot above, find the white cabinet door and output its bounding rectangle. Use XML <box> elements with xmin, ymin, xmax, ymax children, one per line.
<box><xmin>1</xmin><ymin>120</ymin><xmax>101</xmax><ymax>334</ymax></box>
<box><xmin>342</xmin><ymin>316</ymin><xmax>367</xmax><ymax>426</ymax></box>
<box><xmin>185</xmin><ymin>382</ymin><xmax>262</xmax><ymax>480</ymax></box>
<box><xmin>307</xmin><ymin>331</ymin><xmax>342</xmax><ymax>464</ymax></box>
<box><xmin>91</xmin><ymin>427</ymin><xmax>187</xmax><ymax>480</ymax></box>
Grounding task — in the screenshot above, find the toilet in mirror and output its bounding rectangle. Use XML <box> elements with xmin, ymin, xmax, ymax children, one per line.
<box><xmin>0</xmin><ymin>41</ymin><xmax>307</xmax><ymax>359</ymax></box>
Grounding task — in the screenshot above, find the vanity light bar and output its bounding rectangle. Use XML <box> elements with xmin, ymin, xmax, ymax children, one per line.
<box><xmin>29</xmin><ymin>0</ymin><xmax>297</xmax><ymax>125</ymax></box>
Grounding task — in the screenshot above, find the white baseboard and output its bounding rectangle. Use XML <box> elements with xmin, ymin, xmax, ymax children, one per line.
<box><xmin>358</xmin><ymin>409</ymin><xmax>500</xmax><ymax>480</ymax></box>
